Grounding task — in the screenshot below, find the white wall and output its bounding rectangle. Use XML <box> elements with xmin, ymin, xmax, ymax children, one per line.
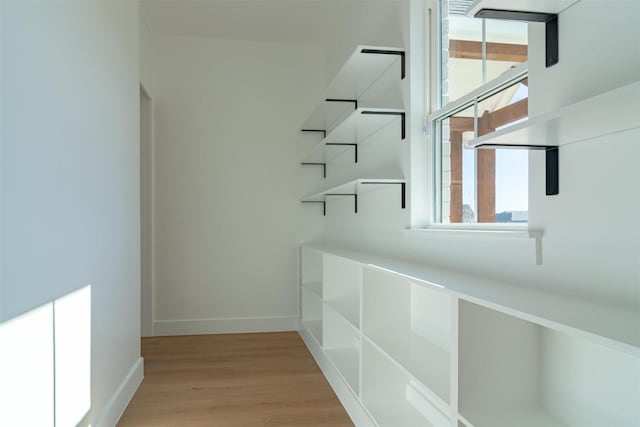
<box><xmin>139</xmin><ymin>5</ymin><xmax>154</xmax><ymax>95</ymax></box>
<box><xmin>317</xmin><ymin>0</ymin><xmax>640</xmax><ymax>312</ymax></box>
<box><xmin>152</xmin><ymin>35</ymin><xmax>325</xmax><ymax>335</ymax></box>
<box><xmin>1</xmin><ymin>1</ymin><xmax>142</xmax><ymax>426</ymax></box>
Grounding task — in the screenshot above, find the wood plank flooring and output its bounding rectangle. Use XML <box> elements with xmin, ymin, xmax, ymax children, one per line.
<box><xmin>118</xmin><ymin>332</ymin><xmax>353</xmax><ymax>427</ymax></box>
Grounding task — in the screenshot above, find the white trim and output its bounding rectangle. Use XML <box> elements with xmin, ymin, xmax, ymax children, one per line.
<box><xmin>91</xmin><ymin>357</ymin><xmax>144</xmax><ymax>427</ymax></box>
<box><xmin>298</xmin><ymin>327</ymin><xmax>376</xmax><ymax>427</ymax></box>
<box><xmin>405</xmin><ymin>226</ymin><xmax>542</xmax><ymax>265</ymax></box>
<box><xmin>408</xmin><ymin>224</ymin><xmax>538</xmax><ymax>237</ymax></box>
<box><xmin>153</xmin><ymin>316</ymin><xmax>298</xmax><ymax>336</ymax></box>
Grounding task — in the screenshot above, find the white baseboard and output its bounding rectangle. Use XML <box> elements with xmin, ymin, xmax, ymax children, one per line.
<box><xmin>153</xmin><ymin>315</ymin><xmax>298</xmax><ymax>336</ymax></box>
<box><xmin>91</xmin><ymin>357</ymin><xmax>144</xmax><ymax>427</ymax></box>
<box><xmin>298</xmin><ymin>325</ymin><xmax>375</xmax><ymax>427</ymax></box>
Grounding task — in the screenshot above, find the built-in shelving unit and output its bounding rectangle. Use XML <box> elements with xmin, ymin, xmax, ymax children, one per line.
<box><xmin>298</xmin><ymin>244</ymin><xmax>640</xmax><ymax>427</ymax></box>
<box><xmin>300</xmin><ymin>45</ymin><xmax>405</xmax><ymax>214</ymax></box>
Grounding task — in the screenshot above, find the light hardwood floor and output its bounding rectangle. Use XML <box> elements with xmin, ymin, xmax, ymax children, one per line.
<box><xmin>118</xmin><ymin>332</ymin><xmax>353</xmax><ymax>427</ymax></box>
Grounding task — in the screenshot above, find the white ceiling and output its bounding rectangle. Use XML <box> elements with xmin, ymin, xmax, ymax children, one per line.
<box><xmin>141</xmin><ymin>0</ymin><xmax>403</xmax><ymax>47</ymax></box>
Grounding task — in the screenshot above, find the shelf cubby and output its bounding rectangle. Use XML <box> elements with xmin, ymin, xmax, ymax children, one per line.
<box><xmin>322</xmin><ymin>254</ymin><xmax>361</xmax><ymax>328</ymax></box>
<box><xmin>301</xmin><ymin>246</ymin><xmax>323</xmax><ymax>284</ymax></box>
<box><xmin>361</xmin><ymin>339</ymin><xmax>451</xmax><ymax>427</ymax></box>
<box><xmin>323</xmin><ymin>304</ymin><xmax>360</xmax><ymax>394</ymax></box>
<box><xmin>459</xmin><ymin>299</ymin><xmax>640</xmax><ymax>427</ymax></box>
<box><xmin>301</xmin><ymin>287</ymin><xmax>323</xmax><ymax>346</ymax></box>
<box><xmin>362</xmin><ymin>266</ymin><xmax>452</xmax><ymax>407</ymax></box>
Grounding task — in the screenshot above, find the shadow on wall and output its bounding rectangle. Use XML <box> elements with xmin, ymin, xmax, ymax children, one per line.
<box><xmin>0</xmin><ymin>285</ymin><xmax>92</xmax><ymax>427</ymax></box>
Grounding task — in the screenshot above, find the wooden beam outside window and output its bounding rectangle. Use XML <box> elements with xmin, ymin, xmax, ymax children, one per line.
<box><xmin>445</xmin><ymin>97</ymin><xmax>528</xmax><ymax>223</ymax></box>
<box><xmin>449</xmin><ymin>39</ymin><xmax>528</xmax><ymax>63</ymax></box>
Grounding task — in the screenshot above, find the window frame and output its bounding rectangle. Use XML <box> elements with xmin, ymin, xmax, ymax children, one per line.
<box><xmin>428</xmin><ymin>1</ymin><xmax>530</xmax><ymax>229</ymax></box>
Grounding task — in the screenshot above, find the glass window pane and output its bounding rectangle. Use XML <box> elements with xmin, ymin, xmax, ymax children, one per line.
<box><xmin>438</xmin><ymin>78</ymin><xmax>529</xmax><ymax>224</ymax></box>
<box><xmin>440</xmin><ymin>104</ymin><xmax>475</xmax><ymax>224</ymax></box>
<box><xmin>441</xmin><ymin>0</ymin><xmax>529</xmax><ymax>103</ymax></box>
<box><xmin>485</xmin><ymin>19</ymin><xmax>528</xmax><ymax>82</ymax></box>
<box><xmin>443</xmin><ymin>14</ymin><xmax>483</xmax><ymax>104</ymax></box>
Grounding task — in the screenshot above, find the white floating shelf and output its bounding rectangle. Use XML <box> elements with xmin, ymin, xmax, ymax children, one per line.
<box><xmin>326</xmin><ymin>45</ymin><xmax>404</xmax><ymax>101</ymax></box>
<box><xmin>304</xmin><ymin>107</ymin><xmax>405</xmax><ymax>163</ymax></box>
<box><xmin>466</xmin><ymin>0</ymin><xmax>580</xmax><ymax>17</ymax></box>
<box><xmin>302</xmin><ymin>178</ymin><xmax>405</xmax><ymax>202</ymax></box>
<box><xmin>465</xmin><ymin>80</ymin><xmax>640</xmax><ymax>149</ymax></box>
<box><xmin>302</xmin><ymin>45</ymin><xmax>404</xmax><ymax>133</ymax></box>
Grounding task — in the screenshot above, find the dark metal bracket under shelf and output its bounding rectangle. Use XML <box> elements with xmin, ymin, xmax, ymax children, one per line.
<box><xmin>325</xmin><ymin>98</ymin><xmax>358</xmax><ymax>110</ymax></box>
<box><xmin>301</xmin><ymin>128</ymin><xmax>326</xmax><ymax>138</ymax></box>
<box><xmin>478</xmin><ymin>144</ymin><xmax>559</xmax><ymax>195</ymax></box>
<box><xmin>361</xmin><ymin>110</ymin><xmax>406</xmax><ymax>140</ymax></box>
<box><xmin>360</xmin><ymin>48</ymin><xmax>406</xmax><ymax>79</ymax></box>
<box><xmin>473</xmin><ymin>9</ymin><xmax>559</xmax><ymax>67</ymax></box>
<box><xmin>302</xmin><ymin>181</ymin><xmax>406</xmax><ymax>216</ymax></box>
<box><xmin>325</xmin><ymin>143</ymin><xmax>358</xmax><ymax>163</ymax></box>
<box><xmin>301</xmin><ymin>162</ymin><xmax>326</xmax><ymax>178</ymax></box>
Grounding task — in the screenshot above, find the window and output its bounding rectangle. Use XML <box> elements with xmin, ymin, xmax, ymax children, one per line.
<box><xmin>432</xmin><ymin>0</ymin><xmax>530</xmax><ymax>225</ymax></box>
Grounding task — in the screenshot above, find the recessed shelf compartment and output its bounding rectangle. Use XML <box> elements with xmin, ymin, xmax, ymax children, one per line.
<box><xmin>301</xmin><ymin>288</ymin><xmax>323</xmax><ymax>346</ymax></box>
<box><xmin>323</xmin><ymin>254</ymin><xmax>361</xmax><ymax>328</ymax></box>
<box><xmin>459</xmin><ymin>300</ymin><xmax>640</xmax><ymax>427</ymax></box>
<box><xmin>362</xmin><ymin>339</ymin><xmax>451</xmax><ymax>427</ymax></box>
<box><xmin>303</xmin><ymin>108</ymin><xmax>405</xmax><ymax>164</ymax></box>
<box><xmin>465</xmin><ymin>80</ymin><xmax>640</xmax><ymax>150</ymax></box>
<box><xmin>325</xmin><ymin>45</ymin><xmax>404</xmax><ymax>101</ymax></box>
<box><xmin>302</xmin><ymin>281</ymin><xmax>322</xmax><ymax>298</ymax></box>
<box><xmin>300</xmin><ymin>246</ymin><xmax>323</xmax><ymax>344</ymax></box>
<box><xmin>323</xmin><ymin>304</ymin><xmax>360</xmax><ymax>393</ymax></box>
<box><xmin>362</xmin><ymin>266</ymin><xmax>452</xmax><ymax>407</ymax></box>
<box><xmin>301</xmin><ymin>247</ymin><xmax>323</xmax><ymax>279</ymax></box>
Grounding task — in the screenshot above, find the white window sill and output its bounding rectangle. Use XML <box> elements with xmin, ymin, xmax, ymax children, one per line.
<box><xmin>405</xmin><ymin>225</ymin><xmax>543</xmax><ymax>265</ymax></box>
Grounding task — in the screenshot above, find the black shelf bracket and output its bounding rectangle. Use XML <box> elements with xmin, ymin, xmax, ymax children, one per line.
<box><xmin>361</xmin><ymin>181</ymin><xmax>406</xmax><ymax>209</ymax></box>
<box><xmin>301</xmin><ymin>162</ymin><xmax>326</xmax><ymax>178</ymax></box>
<box><xmin>477</xmin><ymin>144</ymin><xmax>559</xmax><ymax>195</ymax></box>
<box><xmin>360</xmin><ymin>48</ymin><xmax>406</xmax><ymax>79</ymax></box>
<box><xmin>301</xmin><ymin>200</ymin><xmax>326</xmax><ymax>216</ymax></box>
<box><xmin>325</xmin><ymin>143</ymin><xmax>358</xmax><ymax>163</ymax></box>
<box><xmin>301</xmin><ymin>129</ymin><xmax>326</xmax><ymax>139</ymax></box>
<box><xmin>326</xmin><ymin>98</ymin><xmax>358</xmax><ymax>110</ymax></box>
<box><xmin>325</xmin><ymin>194</ymin><xmax>358</xmax><ymax>213</ymax></box>
<box><xmin>361</xmin><ymin>110</ymin><xmax>406</xmax><ymax>140</ymax></box>
<box><xmin>474</xmin><ymin>9</ymin><xmax>559</xmax><ymax>67</ymax></box>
